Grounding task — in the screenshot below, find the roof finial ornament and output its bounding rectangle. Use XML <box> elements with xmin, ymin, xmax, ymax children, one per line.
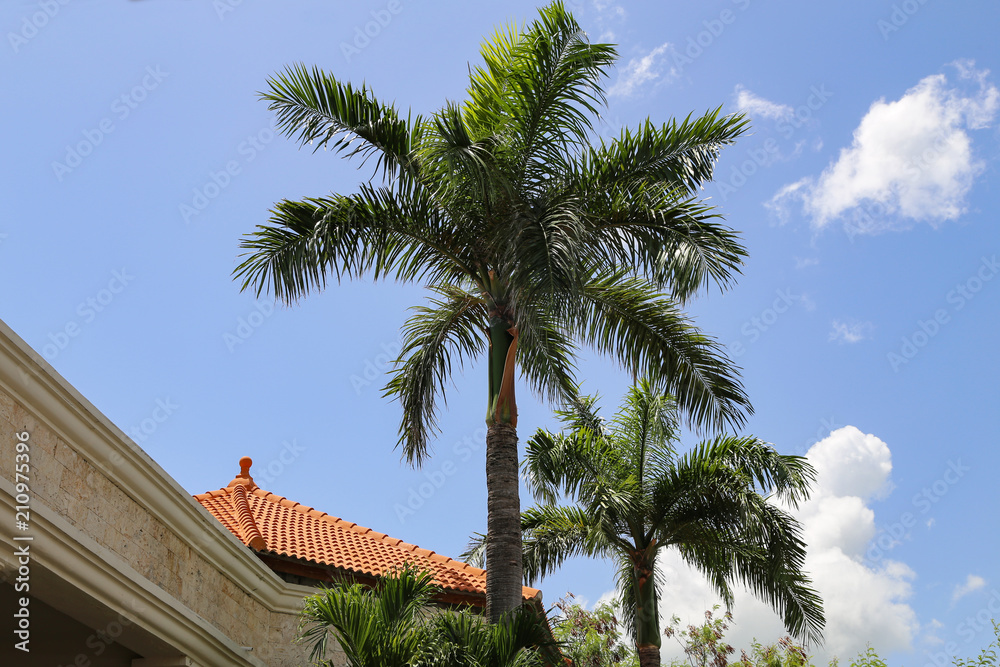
<box><xmin>227</xmin><ymin>456</ymin><xmax>257</xmax><ymax>490</ymax></box>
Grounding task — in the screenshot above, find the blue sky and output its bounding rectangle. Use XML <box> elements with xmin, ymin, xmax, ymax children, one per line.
<box><xmin>2</xmin><ymin>0</ymin><xmax>998</xmax><ymax>662</ymax></box>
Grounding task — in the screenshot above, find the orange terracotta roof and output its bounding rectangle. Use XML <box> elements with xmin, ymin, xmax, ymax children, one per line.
<box><xmin>194</xmin><ymin>457</ymin><xmax>540</xmax><ymax>603</ymax></box>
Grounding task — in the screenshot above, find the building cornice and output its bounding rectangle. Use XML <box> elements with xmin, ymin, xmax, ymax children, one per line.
<box><xmin>0</xmin><ymin>320</ymin><xmax>311</xmax><ymax>618</ymax></box>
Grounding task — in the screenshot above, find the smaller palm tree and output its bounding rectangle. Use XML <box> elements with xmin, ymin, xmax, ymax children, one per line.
<box><xmin>298</xmin><ymin>565</ymin><xmax>559</xmax><ymax>667</ymax></box>
<box><xmin>469</xmin><ymin>382</ymin><xmax>824</xmax><ymax>667</ymax></box>
<box><xmin>298</xmin><ymin>565</ymin><xmax>436</xmax><ymax>667</ymax></box>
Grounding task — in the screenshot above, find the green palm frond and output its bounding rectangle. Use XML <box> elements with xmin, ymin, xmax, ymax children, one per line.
<box><xmin>234</xmin><ymin>183</ymin><xmax>475</xmax><ymax>302</ymax></box>
<box><xmin>520</xmin><ymin>504</ymin><xmax>609</xmax><ymax>584</ymax></box>
<box><xmin>569</xmin><ymin>272</ymin><xmax>751</xmax><ymax>431</ymax></box>
<box><xmin>578</xmin><ymin>109</ymin><xmax>749</xmax><ymax>195</ymax></box>
<box><xmin>428</xmin><ymin>606</ymin><xmax>556</xmax><ymax>667</ymax></box>
<box><xmin>261</xmin><ymin>62</ymin><xmax>420</xmax><ymax>179</ymax></box>
<box><xmin>298</xmin><ymin>565</ymin><xmax>437</xmax><ymax>666</ymax></box>
<box><xmin>514</xmin><ymin>303</ymin><xmax>580</xmax><ymax>406</ymax></box>
<box><xmin>466</xmin><ymin>2</ymin><xmax>617</xmax><ymax>185</ymax></box>
<box><xmin>582</xmin><ymin>189</ymin><xmax>748</xmax><ymax>302</ymax></box>
<box><xmin>682</xmin><ymin>436</ymin><xmax>817</xmax><ymax>508</ymax></box>
<box><xmin>383</xmin><ymin>284</ymin><xmax>488</xmax><ymax>465</ymax></box>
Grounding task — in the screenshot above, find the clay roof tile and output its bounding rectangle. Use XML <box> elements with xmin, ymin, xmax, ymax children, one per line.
<box><xmin>194</xmin><ymin>457</ymin><xmax>540</xmax><ymax>602</ymax></box>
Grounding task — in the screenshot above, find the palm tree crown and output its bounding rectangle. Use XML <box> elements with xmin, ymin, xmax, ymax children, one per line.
<box><xmin>507</xmin><ymin>382</ymin><xmax>824</xmax><ymax>666</ymax></box>
<box><xmin>235</xmin><ymin>1</ymin><xmax>752</xmax><ymax>619</ymax></box>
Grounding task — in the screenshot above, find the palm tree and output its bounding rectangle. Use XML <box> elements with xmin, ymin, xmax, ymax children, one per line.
<box><xmin>234</xmin><ymin>1</ymin><xmax>752</xmax><ymax>620</ymax></box>
<box><xmin>298</xmin><ymin>565</ymin><xmax>558</xmax><ymax>667</ymax></box>
<box><xmin>493</xmin><ymin>382</ymin><xmax>825</xmax><ymax>667</ymax></box>
<box><xmin>298</xmin><ymin>565</ymin><xmax>436</xmax><ymax>667</ymax></box>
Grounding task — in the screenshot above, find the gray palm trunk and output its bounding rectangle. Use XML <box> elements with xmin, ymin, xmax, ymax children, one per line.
<box><xmin>484</xmin><ymin>303</ymin><xmax>524</xmax><ymax>621</ymax></box>
<box><xmin>485</xmin><ymin>422</ymin><xmax>523</xmax><ymax>622</ymax></box>
<box><xmin>638</xmin><ymin>644</ymin><xmax>661</xmax><ymax>667</ymax></box>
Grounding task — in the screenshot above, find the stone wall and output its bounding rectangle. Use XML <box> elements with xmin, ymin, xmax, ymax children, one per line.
<box><xmin>0</xmin><ymin>381</ymin><xmax>343</xmax><ymax>667</ymax></box>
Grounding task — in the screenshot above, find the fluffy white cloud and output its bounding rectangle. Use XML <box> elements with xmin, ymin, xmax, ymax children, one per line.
<box><xmin>952</xmin><ymin>575</ymin><xmax>987</xmax><ymax>604</ymax></box>
<box><xmin>609</xmin><ymin>43</ymin><xmax>674</xmax><ymax>97</ymax></box>
<box><xmin>769</xmin><ymin>61</ymin><xmax>999</xmax><ymax>234</ymax></box>
<box><xmin>643</xmin><ymin>426</ymin><xmax>917</xmax><ymax>664</ymax></box>
<box><xmin>829</xmin><ymin>320</ymin><xmax>874</xmax><ymax>344</ymax></box>
<box><xmin>735</xmin><ymin>85</ymin><xmax>794</xmax><ymax>121</ymax></box>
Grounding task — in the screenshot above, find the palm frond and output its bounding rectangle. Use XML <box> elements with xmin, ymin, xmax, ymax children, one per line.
<box><xmin>234</xmin><ymin>183</ymin><xmax>475</xmax><ymax>301</ymax></box>
<box><xmin>569</xmin><ymin>271</ymin><xmax>751</xmax><ymax>432</ymax></box>
<box><xmin>520</xmin><ymin>504</ymin><xmax>608</xmax><ymax>584</ymax></box>
<box><xmin>513</xmin><ymin>302</ymin><xmax>580</xmax><ymax>407</ymax></box>
<box><xmin>578</xmin><ymin>109</ymin><xmax>749</xmax><ymax>195</ymax></box>
<box><xmin>261</xmin><ymin>62</ymin><xmax>420</xmax><ymax>180</ymax></box>
<box><xmin>582</xmin><ymin>187</ymin><xmax>748</xmax><ymax>302</ymax></box>
<box><xmin>383</xmin><ymin>283</ymin><xmax>488</xmax><ymax>466</ymax></box>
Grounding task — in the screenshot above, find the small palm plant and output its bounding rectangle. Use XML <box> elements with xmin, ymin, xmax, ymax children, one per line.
<box><xmin>298</xmin><ymin>565</ymin><xmax>436</xmax><ymax>667</ymax></box>
<box><xmin>469</xmin><ymin>381</ymin><xmax>824</xmax><ymax>667</ymax></box>
<box><xmin>298</xmin><ymin>565</ymin><xmax>559</xmax><ymax>667</ymax></box>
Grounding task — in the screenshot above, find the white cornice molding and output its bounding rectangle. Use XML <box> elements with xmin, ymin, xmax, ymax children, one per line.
<box><xmin>0</xmin><ymin>320</ymin><xmax>311</xmax><ymax>616</ymax></box>
<box><xmin>0</xmin><ymin>476</ymin><xmax>267</xmax><ymax>667</ymax></box>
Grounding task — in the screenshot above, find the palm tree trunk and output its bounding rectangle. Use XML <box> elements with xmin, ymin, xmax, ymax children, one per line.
<box><xmin>485</xmin><ymin>421</ymin><xmax>523</xmax><ymax>622</ymax></box>
<box><xmin>638</xmin><ymin>644</ymin><xmax>661</xmax><ymax>667</ymax></box>
<box><xmin>634</xmin><ymin>550</ymin><xmax>661</xmax><ymax>667</ymax></box>
<box><xmin>484</xmin><ymin>300</ymin><xmax>523</xmax><ymax>622</ymax></box>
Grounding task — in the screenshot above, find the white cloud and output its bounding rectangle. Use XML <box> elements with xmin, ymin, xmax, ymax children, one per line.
<box><xmin>735</xmin><ymin>85</ymin><xmax>794</xmax><ymax>121</ymax></box>
<box><xmin>769</xmin><ymin>61</ymin><xmax>999</xmax><ymax>234</ymax></box>
<box><xmin>766</xmin><ymin>178</ymin><xmax>811</xmax><ymax>226</ymax></box>
<box><xmin>952</xmin><ymin>575</ymin><xmax>987</xmax><ymax>604</ymax></box>
<box><xmin>609</xmin><ymin>43</ymin><xmax>674</xmax><ymax>97</ymax></box>
<box><xmin>634</xmin><ymin>426</ymin><xmax>917</xmax><ymax>664</ymax></box>
<box><xmin>829</xmin><ymin>320</ymin><xmax>873</xmax><ymax>344</ymax></box>
<box><xmin>923</xmin><ymin>619</ymin><xmax>945</xmax><ymax>647</ymax></box>
<box><xmin>795</xmin><ymin>257</ymin><xmax>820</xmax><ymax>269</ymax></box>
<box><xmin>593</xmin><ymin>0</ymin><xmax>626</xmax><ymax>20</ymax></box>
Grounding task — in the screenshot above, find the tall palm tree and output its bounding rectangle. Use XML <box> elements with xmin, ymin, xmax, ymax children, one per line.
<box><xmin>234</xmin><ymin>1</ymin><xmax>752</xmax><ymax>620</ymax></box>
<box><xmin>495</xmin><ymin>382</ymin><xmax>825</xmax><ymax>667</ymax></box>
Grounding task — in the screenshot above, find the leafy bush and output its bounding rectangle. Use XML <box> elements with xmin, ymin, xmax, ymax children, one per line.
<box><xmin>552</xmin><ymin>594</ymin><xmax>639</xmax><ymax>667</ymax></box>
